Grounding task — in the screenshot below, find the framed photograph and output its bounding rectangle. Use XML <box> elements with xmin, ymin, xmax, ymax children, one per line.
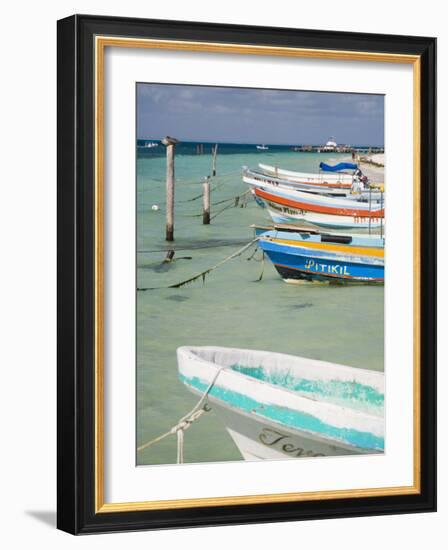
<box><xmin>57</xmin><ymin>15</ymin><xmax>436</xmax><ymax>534</ymax></box>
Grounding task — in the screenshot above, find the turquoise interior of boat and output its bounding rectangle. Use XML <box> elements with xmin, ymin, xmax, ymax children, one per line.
<box><xmin>230</xmin><ymin>364</ymin><xmax>383</xmax><ymax>416</ymax></box>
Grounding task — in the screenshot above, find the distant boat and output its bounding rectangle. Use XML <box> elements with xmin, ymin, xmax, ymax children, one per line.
<box><xmin>138</xmin><ymin>141</ymin><xmax>159</xmax><ymax>148</ymax></box>
<box><xmin>178</xmin><ymin>345</ymin><xmax>384</xmax><ymax>461</ymax></box>
<box><xmin>257</xmin><ymin>228</ymin><xmax>384</xmax><ymax>284</ymax></box>
<box><xmin>256</xmin><ymin>144</ymin><xmax>269</xmax><ymax>150</ymax></box>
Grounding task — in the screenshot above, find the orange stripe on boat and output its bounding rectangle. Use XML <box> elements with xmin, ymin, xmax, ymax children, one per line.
<box><xmin>271</xmin><ymin>238</ymin><xmax>384</xmax><ymax>258</ymax></box>
<box><xmin>255</xmin><ymin>188</ymin><xmax>384</xmax><ymax>218</ymax></box>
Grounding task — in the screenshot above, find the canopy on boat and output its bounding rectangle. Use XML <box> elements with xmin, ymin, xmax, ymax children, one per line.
<box><xmin>319</xmin><ymin>162</ymin><xmax>358</xmax><ymax>172</ymax></box>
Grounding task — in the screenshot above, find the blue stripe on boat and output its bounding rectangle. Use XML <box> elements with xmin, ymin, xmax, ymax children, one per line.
<box><xmin>258</xmin><ymin>239</ymin><xmax>384</xmax><ymax>282</ymax></box>
<box><xmin>180</xmin><ymin>374</ymin><xmax>384</xmax><ymax>451</ymax></box>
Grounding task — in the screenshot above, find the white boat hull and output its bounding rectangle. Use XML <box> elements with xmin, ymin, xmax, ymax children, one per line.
<box><xmin>259</xmin><ymin>163</ymin><xmax>354</xmax><ymax>185</ymax></box>
<box><xmin>177</xmin><ymin>346</ymin><xmax>384</xmax><ymax>462</ymax></box>
<box><xmin>266</xmin><ymin>205</ymin><xmax>384</xmax><ymax>230</ymax></box>
<box><xmin>243</xmin><ymin>173</ymin><xmax>352</xmax><ymax>197</ymax></box>
<box><xmin>208</xmin><ymin>397</ymin><xmax>369</xmax><ymax>461</ymax></box>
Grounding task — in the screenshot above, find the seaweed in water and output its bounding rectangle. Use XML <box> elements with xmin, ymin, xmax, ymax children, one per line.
<box><xmin>165</xmin><ymin>295</ymin><xmax>190</xmax><ymax>302</ymax></box>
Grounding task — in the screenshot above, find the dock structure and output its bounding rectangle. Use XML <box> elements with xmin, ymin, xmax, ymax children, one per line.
<box><xmin>162</xmin><ymin>136</ymin><xmax>179</xmax><ymax>241</ymax></box>
<box><xmin>291</xmin><ymin>144</ymin><xmax>384</xmax><ymax>155</ymax></box>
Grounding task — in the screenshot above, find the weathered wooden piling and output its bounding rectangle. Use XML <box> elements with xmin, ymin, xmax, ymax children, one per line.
<box><xmin>212</xmin><ymin>144</ymin><xmax>218</xmax><ymax>176</ymax></box>
<box><xmin>203</xmin><ymin>176</ymin><xmax>211</xmax><ymax>225</ymax></box>
<box><xmin>162</xmin><ymin>136</ymin><xmax>179</xmax><ymax>241</ymax></box>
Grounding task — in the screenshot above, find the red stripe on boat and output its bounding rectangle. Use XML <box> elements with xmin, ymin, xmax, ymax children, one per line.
<box><xmin>255</xmin><ymin>188</ymin><xmax>384</xmax><ymax>218</ymax></box>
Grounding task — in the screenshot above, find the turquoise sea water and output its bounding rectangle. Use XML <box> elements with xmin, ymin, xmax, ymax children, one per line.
<box><xmin>136</xmin><ymin>143</ymin><xmax>384</xmax><ymax>465</ymax></box>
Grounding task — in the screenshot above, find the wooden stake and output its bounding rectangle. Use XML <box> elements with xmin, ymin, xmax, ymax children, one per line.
<box><xmin>212</xmin><ymin>144</ymin><xmax>218</xmax><ymax>176</ymax></box>
<box><xmin>203</xmin><ymin>177</ymin><xmax>210</xmax><ymax>225</ymax></box>
<box><xmin>162</xmin><ymin>136</ymin><xmax>179</xmax><ymax>241</ymax></box>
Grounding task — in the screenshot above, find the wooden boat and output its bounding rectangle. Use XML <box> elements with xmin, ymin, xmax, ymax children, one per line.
<box><xmin>252</xmin><ymin>223</ymin><xmax>383</xmax><ymax>239</ymax></box>
<box><xmin>257</xmin><ymin>229</ymin><xmax>384</xmax><ymax>283</ymax></box>
<box><xmin>244</xmin><ymin>168</ymin><xmax>383</xmax><ymax>199</ymax></box>
<box><xmin>253</xmin><ymin>182</ymin><xmax>384</xmax><ymax>230</ymax></box>
<box><xmin>244</xmin><ymin>168</ymin><xmax>351</xmax><ymax>196</ymax></box>
<box><xmin>177</xmin><ymin>346</ymin><xmax>384</xmax><ymax>461</ymax></box>
<box><xmin>259</xmin><ymin>163</ymin><xmax>354</xmax><ymax>186</ymax></box>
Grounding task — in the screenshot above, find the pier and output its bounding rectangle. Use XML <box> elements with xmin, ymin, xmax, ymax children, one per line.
<box><xmin>291</xmin><ymin>145</ymin><xmax>384</xmax><ymax>155</ymax></box>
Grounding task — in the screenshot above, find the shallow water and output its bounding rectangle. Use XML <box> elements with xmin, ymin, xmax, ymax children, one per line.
<box><xmin>136</xmin><ymin>144</ymin><xmax>384</xmax><ymax>465</ymax></box>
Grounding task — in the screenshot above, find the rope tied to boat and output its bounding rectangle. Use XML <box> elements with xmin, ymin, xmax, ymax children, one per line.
<box><xmin>137</xmin><ymin>366</ymin><xmax>228</xmax><ymax>463</ymax></box>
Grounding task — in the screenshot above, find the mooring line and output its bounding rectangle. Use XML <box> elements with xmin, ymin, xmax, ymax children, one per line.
<box><xmin>137</xmin><ymin>366</ymin><xmax>229</xmax><ymax>463</ymax></box>
<box><xmin>137</xmin><ymin>237</ymin><xmax>259</xmax><ymax>291</ymax></box>
<box><xmin>137</xmin><ymin>239</ymin><xmax>251</xmax><ymax>254</ymax></box>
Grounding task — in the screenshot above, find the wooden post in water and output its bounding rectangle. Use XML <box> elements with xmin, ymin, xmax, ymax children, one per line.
<box><xmin>212</xmin><ymin>144</ymin><xmax>218</xmax><ymax>176</ymax></box>
<box><xmin>203</xmin><ymin>176</ymin><xmax>211</xmax><ymax>225</ymax></box>
<box><xmin>162</xmin><ymin>136</ymin><xmax>179</xmax><ymax>241</ymax></box>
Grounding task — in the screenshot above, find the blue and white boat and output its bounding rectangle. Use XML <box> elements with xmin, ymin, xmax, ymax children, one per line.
<box><xmin>257</xmin><ymin>229</ymin><xmax>384</xmax><ymax>284</ymax></box>
<box><xmin>177</xmin><ymin>346</ymin><xmax>384</xmax><ymax>461</ymax></box>
<box><xmin>259</xmin><ymin>162</ymin><xmax>356</xmax><ymax>186</ymax></box>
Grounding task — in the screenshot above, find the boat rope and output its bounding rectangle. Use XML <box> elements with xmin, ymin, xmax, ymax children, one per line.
<box><xmin>183</xmin><ymin>189</ymin><xmax>250</xmax><ymax>217</ymax></box>
<box><xmin>152</xmin><ymin>170</ymin><xmax>242</xmax><ymax>203</ymax></box>
<box><xmin>137</xmin><ymin>366</ymin><xmax>229</xmax><ymax>463</ymax></box>
<box><xmin>178</xmin><ymin>181</ymin><xmax>223</xmax><ymax>203</ymax></box>
<box><xmin>137</xmin><ymin>237</ymin><xmax>259</xmax><ymax>291</ymax></box>
<box><xmin>137</xmin><ymin>239</ymin><xmax>251</xmax><ymax>255</ymax></box>
<box><xmin>257</xmin><ymin>251</ymin><xmax>266</xmax><ymax>282</ymax></box>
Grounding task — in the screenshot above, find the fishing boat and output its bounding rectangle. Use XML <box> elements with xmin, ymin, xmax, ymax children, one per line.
<box><xmin>177</xmin><ymin>346</ymin><xmax>384</xmax><ymax>461</ymax></box>
<box><xmin>137</xmin><ymin>141</ymin><xmax>159</xmax><ymax>149</ymax></box>
<box><xmin>243</xmin><ymin>167</ymin><xmax>380</xmax><ymax>198</ymax></box>
<box><xmin>253</xmin><ymin>182</ymin><xmax>384</xmax><ymax>230</ymax></box>
<box><xmin>256</xmin><ymin>144</ymin><xmax>269</xmax><ymax>150</ymax></box>
<box><xmin>257</xmin><ymin>228</ymin><xmax>384</xmax><ymax>283</ymax></box>
<box><xmin>259</xmin><ymin>162</ymin><xmax>355</xmax><ymax>187</ymax></box>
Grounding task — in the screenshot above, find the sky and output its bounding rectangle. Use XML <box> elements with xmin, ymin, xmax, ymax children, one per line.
<box><xmin>137</xmin><ymin>83</ymin><xmax>384</xmax><ymax>146</ymax></box>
